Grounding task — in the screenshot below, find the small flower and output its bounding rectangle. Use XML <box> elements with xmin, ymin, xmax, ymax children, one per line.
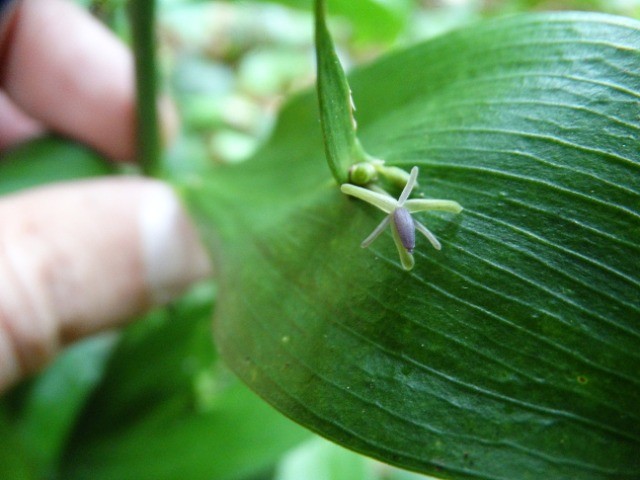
<box><xmin>341</xmin><ymin>166</ymin><xmax>462</xmax><ymax>270</ymax></box>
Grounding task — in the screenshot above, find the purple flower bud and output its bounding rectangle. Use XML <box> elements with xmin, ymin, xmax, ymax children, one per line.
<box><xmin>393</xmin><ymin>207</ymin><xmax>415</xmax><ymax>253</ymax></box>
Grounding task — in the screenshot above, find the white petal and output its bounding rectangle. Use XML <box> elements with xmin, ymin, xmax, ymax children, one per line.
<box><xmin>405</xmin><ymin>199</ymin><xmax>463</xmax><ymax>214</ymax></box>
<box><xmin>341</xmin><ymin>184</ymin><xmax>397</xmax><ymax>213</ymax></box>
<box><xmin>397</xmin><ymin>166</ymin><xmax>419</xmax><ymax>206</ymax></box>
<box><xmin>361</xmin><ymin>216</ymin><xmax>391</xmax><ymax>248</ymax></box>
<box><xmin>414</xmin><ymin>220</ymin><xmax>442</xmax><ymax>250</ymax></box>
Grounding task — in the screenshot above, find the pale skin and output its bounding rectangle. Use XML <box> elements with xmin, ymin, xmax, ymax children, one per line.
<box><xmin>0</xmin><ymin>0</ymin><xmax>211</xmax><ymax>393</ymax></box>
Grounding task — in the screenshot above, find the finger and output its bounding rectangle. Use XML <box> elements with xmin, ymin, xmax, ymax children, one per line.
<box><xmin>0</xmin><ymin>90</ymin><xmax>44</xmax><ymax>151</ymax></box>
<box><xmin>0</xmin><ymin>179</ymin><xmax>211</xmax><ymax>392</ymax></box>
<box><xmin>1</xmin><ymin>0</ymin><xmax>136</xmax><ymax>160</ymax></box>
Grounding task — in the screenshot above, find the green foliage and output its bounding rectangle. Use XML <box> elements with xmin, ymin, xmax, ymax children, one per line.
<box><xmin>222</xmin><ymin>0</ymin><xmax>411</xmax><ymax>44</ymax></box>
<box><xmin>0</xmin><ymin>409</ymin><xmax>33</xmax><ymax>480</ymax></box>
<box><xmin>7</xmin><ymin>336</ymin><xmax>116</xmax><ymax>478</ymax></box>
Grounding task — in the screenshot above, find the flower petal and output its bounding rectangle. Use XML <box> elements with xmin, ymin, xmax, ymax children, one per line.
<box><xmin>341</xmin><ymin>184</ymin><xmax>397</xmax><ymax>213</ymax></box>
<box><xmin>397</xmin><ymin>166</ymin><xmax>419</xmax><ymax>206</ymax></box>
<box><xmin>405</xmin><ymin>199</ymin><xmax>463</xmax><ymax>214</ymax></box>
<box><xmin>415</xmin><ymin>220</ymin><xmax>442</xmax><ymax>250</ymax></box>
<box><xmin>361</xmin><ymin>215</ymin><xmax>391</xmax><ymax>248</ymax></box>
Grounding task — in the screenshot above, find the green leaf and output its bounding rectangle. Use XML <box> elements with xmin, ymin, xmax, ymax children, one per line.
<box><xmin>0</xmin><ymin>408</ymin><xmax>33</xmax><ymax>480</ymax></box>
<box><xmin>184</xmin><ymin>12</ymin><xmax>640</xmax><ymax>480</ymax></box>
<box><xmin>320</xmin><ymin>0</ymin><xmax>410</xmax><ymax>44</ymax></box>
<box><xmin>6</xmin><ymin>336</ymin><xmax>116</xmax><ymax>478</ymax></box>
<box><xmin>0</xmin><ymin>135</ymin><xmax>114</xmax><ymax>196</ymax></box>
<box><xmin>60</xmin><ymin>284</ymin><xmax>311</xmax><ymax>480</ymax></box>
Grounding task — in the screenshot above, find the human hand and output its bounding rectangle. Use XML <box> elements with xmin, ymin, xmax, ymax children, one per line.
<box><xmin>0</xmin><ymin>0</ymin><xmax>211</xmax><ymax>393</ymax></box>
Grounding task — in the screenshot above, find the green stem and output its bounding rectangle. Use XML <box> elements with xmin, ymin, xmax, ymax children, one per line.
<box><xmin>128</xmin><ymin>0</ymin><xmax>161</xmax><ymax>176</ymax></box>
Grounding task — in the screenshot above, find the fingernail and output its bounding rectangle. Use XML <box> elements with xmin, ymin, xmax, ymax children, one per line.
<box><xmin>139</xmin><ymin>182</ymin><xmax>212</xmax><ymax>305</ymax></box>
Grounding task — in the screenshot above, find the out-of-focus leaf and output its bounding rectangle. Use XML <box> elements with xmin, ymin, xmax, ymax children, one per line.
<box><xmin>8</xmin><ymin>336</ymin><xmax>117</xmax><ymax>478</ymax></box>
<box><xmin>275</xmin><ymin>438</ymin><xmax>370</xmax><ymax>480</ymax></box>
<box><xmin>226</xmin><ymin>0</ymin><xmax>410</xmax><ymax>44</ymax></box>
<box><xmin>185</xmin><ymin>12</ymin><xmax>640</xmax><ymax>480</ymax></box>
<box><xmin>60</xmin><ymin>283</ymin><xmax>311</xmax><ymax>480</ymax></box>
<box><xmin>0</xmin><ymin>409</ymin><xmax>33</xmax><ymax>480</ymax></box>
<box><xmin>0</xmin><ymin>136</ymin><xmax>114</xmax><ymax>196</ymax></box>
<box><xmin>275</xmin><ymin>437</ymin><xmax>441</xmax><ymax>480</ymax></box>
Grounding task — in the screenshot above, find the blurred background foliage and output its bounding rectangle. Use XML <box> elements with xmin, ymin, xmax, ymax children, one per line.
<box><xmin>84</xmin><ymin>0</ymin><xmax>640</xmax><ymax>174</ymax></box>
<box><xmin>1</xmin><ymin>1</ymin><xmax>639</xmax><ymax>479</ymax></box>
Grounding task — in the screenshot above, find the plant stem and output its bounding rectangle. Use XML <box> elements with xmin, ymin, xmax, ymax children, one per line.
<box><xmin>128</xmin><ymin>0</ymin><xmax>161</xmax><ymax>176</ymax></box>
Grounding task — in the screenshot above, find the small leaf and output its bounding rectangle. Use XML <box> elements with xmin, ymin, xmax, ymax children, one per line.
<box><xmin>0</xmin><ymin>409</ymin><xmax>33</xmax><ymax>480</ymax></box>
<box><xmin>6</xmin><ymin>336</ymin><xmax>116</xmax><ymax>478</ymax></box>
<box><xmin>315</xmin><ymin>0</ymin><xmax>367</xmax><ymax>183</ymax></box>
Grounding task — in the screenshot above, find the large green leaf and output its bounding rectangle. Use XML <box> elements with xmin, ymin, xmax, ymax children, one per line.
<box><xmin>184</xmin><ymin>12</ymin><xmax>640</xmax><ymax>480</ymax></box>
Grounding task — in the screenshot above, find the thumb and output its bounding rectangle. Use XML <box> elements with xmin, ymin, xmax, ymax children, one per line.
<box><xmin>0</xmin><ymin>178</ymin><xmax>211</xmax><ymax>393</ymax></box>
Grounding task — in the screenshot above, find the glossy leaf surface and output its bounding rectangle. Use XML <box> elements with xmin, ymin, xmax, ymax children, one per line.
<box><xmin>185</xmin><ymin>13</ymin><xmax>640</xmax><ymax>480</ymax></box>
